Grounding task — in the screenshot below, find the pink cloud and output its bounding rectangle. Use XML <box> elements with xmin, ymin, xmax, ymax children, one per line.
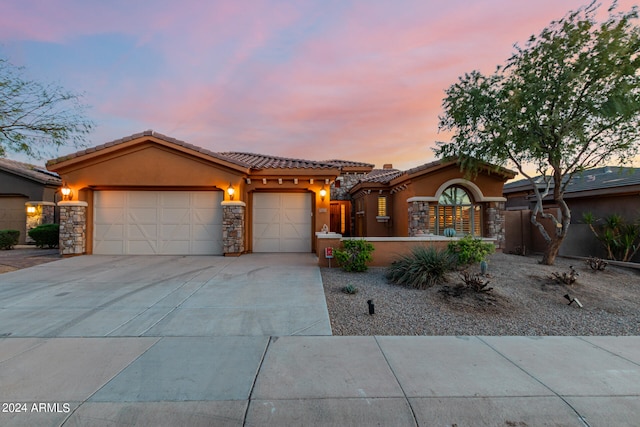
<box><xmin>5</xmin><ymin>0</ymin><xmax>637</xmax><ymax>171</ymax></box>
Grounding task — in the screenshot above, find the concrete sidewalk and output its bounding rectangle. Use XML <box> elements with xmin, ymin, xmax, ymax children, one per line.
<box><xmin>0</xmin><ymin>336</ymin><xmax>639</xmax><ymax>426</ymax></box>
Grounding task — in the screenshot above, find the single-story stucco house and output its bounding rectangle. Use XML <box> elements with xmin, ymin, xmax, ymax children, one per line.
<box><xmin>0</xmin><ymin>158</ymin><xmax>61</xmax><ymax>244</ymax></box>
<box><xmin>45</xmin><ymin>130</ymin><xmax>516</xmax><ymax>258</ymax></box>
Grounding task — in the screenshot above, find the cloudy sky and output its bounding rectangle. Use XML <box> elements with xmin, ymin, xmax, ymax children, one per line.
<box><xmin>1</xmin><ymin>0</ymin><xmax>636</xmax><ymax>170</ymax></box>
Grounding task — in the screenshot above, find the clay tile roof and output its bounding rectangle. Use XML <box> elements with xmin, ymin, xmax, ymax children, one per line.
<box><xmin>405</xmin><ymin>159</ymin><xmax>445</xmax><ymax>175</ymax></box>
<box><xmin>360</xmin><ymin>168</ymin><xmax>404</xmax><ymax>183</ymax></box>
<box><xmin>0</xmin><ymin>158</ymin><xmax>61</xmax><ymax>185</ymax></box>
<box><xmin>46</xmin><ymin>130</ymin><xmax>251</xmax><ymax>169</ymax></box>
<box><xmin>321</xmin><ymin>159</ymin><xmax>375</xmax><ymax>168</ymax></box>
<box><xmin>220</xmin><ymin>152</ymin><xmax>338</xmax><ymax>169</ymax></box>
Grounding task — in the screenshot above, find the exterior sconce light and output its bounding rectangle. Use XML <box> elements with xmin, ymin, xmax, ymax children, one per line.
<box><xmin>61</xmin><ymin>183</ymin><xmax>73</xmax><ymax>201</ymax></box>
<box><xmin>319</xmin><ymin>185</ymin><xmax>327</xmax><ymax>201</ymax></box>
<box><xmin>26</xmin><ymin>206</ymin><xmax>37</xmax><ymax>215</ymax></box>
<box><xmin>227</xmin><ymin>183</ymin><xmax>235</xmax><ymax>200</ymax></box>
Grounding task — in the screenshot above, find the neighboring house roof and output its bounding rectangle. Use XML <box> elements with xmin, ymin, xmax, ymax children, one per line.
<box><xmin>220</xmin><ymin>152</ymin><xmax>338</xmax><ymax>170</ymax></box>
<box><xmin>503</xmin><ymin>166</ymin><xmax>640</xmax><ymax>196</ymax></box>
<box><xmin>0</xmin><ymin>158</ymin><xmax>61</xmax><ymax>185</ymax></box>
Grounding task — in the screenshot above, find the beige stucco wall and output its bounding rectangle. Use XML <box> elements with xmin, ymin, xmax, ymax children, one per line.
<box><xmin>48</xmin><ymin>137</ymin><xmax>340</xmax><ymax>254</ymax></box>
<box><xmin>355</xmin><ymin>163</ymin><xmax>511</xmax><ymax>238</ymax></box>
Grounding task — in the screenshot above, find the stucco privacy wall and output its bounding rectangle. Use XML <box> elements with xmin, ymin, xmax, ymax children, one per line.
<box><xmin>315</xmin><ymin>234</ymin><xmax>497</xmax><ymax>267</ymax></box>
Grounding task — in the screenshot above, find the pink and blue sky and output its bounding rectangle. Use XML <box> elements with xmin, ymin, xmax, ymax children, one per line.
<box><xmin>2</xmin><ymin>0</ymin><xmax>636</xmax><ymax>170</ymax></box>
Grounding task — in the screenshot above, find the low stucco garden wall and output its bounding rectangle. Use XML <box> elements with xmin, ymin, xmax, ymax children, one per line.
<box><xmin>316</xmin><ymin>234</ymin><xmax>498</xmax><ymax>268</ymax></box>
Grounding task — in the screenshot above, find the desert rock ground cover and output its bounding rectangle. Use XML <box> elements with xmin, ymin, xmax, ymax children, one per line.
<box><xmin>321</xmin><ymin>252</ymin><xmax>640</xmax><ymax>336</ymax></box>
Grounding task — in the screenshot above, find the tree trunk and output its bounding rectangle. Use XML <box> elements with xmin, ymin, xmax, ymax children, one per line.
<box><xmin>541</xmin><ymin>235</ymin><xmax>564</xmax><ymax>265</ymax></box>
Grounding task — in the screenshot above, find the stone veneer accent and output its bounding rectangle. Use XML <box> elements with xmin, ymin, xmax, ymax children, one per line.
<box><xmin>485</xmin><ymin>201</ymin><xmax>506</xmax><ymax>249</ymax></box>
<box><xmin>330</xmin><ymin>173</ymin><xmax>369</xmax><ymax>200</ymax></box>
<box><xmin>25</xmin><ymin>201</ymin><xmax>56</xmax><ymax>243</ymax></box>
<box><xmin>408</xmin><ymin>200</ymin><xmax>431</xmax><ymax>237</ymax></box>
<box><xmin>58</xmin><ymin>201</ymin><xmax>88</xmax><ymax>255</ymax></box>
<box><xmin>221</xmin><ymin>201</ymin><xmax>246</xmax><ymax>255</ymax></box>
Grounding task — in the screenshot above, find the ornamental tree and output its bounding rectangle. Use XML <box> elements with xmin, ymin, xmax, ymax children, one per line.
<box><xmin>0</xmin><ymin>56</ymin><xmax>94</xmax><ymax>159</ymax></box>
<box><xmin>436</xmin><ymin>1</ymin><xmax>640</xmax><ymax>265</ymax></box>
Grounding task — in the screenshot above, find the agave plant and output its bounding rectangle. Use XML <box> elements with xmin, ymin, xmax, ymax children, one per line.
<box><xmin>386</xmin><ymin>246</ymin><xmax>455</xmax><ymax>289</ymax></box>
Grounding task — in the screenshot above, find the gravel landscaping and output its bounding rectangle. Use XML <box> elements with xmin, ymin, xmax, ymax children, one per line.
<box><xmin>321</xmin><ymin>252</ymin><xmax>640</xmax><ymax>336</ymax></box>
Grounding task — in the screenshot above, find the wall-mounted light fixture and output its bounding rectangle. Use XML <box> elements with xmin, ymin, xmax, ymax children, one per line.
<box><xmin>61</xmin><ymin>182</ymin><xmax>73</xmax><ymax>201</ymax></box>
<box><xmin>319</xmin><ymin>185</ymin><xmax>327</xmax><ymax>201</ymax></box>
<box><xmin>26</xmin><ymin>206</ymin><xmax>37</xmax><ymax>215</ymax></box>
<box><xmin>227</xmin><ymin>183</ymin><xmax>235</xmax><ymax>200</ymax></box>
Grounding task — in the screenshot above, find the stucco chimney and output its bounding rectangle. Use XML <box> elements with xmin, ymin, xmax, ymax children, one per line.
<box><xmin>383</xmin><ymin>164</ymin><xmax>393</xmax><ymax>169</ymax></box>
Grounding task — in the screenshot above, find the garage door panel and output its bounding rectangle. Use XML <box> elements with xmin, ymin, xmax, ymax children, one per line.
<box><xmin>162</xmin><ymin>192</ymin><xmax>190</xmax><ymax>206</ymax></box>
<box><xmin>253</xmin><ymin>193</ymin><xmax>311</xmax><ymax>252</ymax></box>
<box><xmin>95</xmin><ymin>207</ymin><xmax>124</xmax><ymax>223</ymax></box>
<box><xmin>129</xmin><ymin>206</ymin><xmax>158</xmax><ymax>219</ymax></box>
<box><xmin>95</xmin><ymin>241</ymin><xmax>125</xmax><ymax>255</ymax></box>
<box><xmin>129</xmin><ymin>240</ymin><xmax>157</xmax><ymax>255</ymax></box>
<box><xmin>94</xmin><ymin>191</ymin><xmax>223</xmax><ymax>255</ymax></box>
<box><xmin>128</xmin><ymin>224</ymin><xmax>157</xmax><ymax>239</ymax></box>
<box><xmin>161</xmin><ymin>208</ymin><xmax>190</xmax><ymax>223</ymax></box>
<box><xmin>282</xmin><ymin>210</ymin><xmax>308</xmax><ymax>224</ymax></box>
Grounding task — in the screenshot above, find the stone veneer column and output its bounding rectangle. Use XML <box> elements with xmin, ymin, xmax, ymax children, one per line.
<box><xmin>485</xmin><ymin>201</ymin><xmax>506</xmax><ymax>250</ymax></box>
<box><xmin>221</xmin><ymin>201</ymin><xmax>246</xmax><ymax>255</ymax></box>
<box><xmin>408</xmin><ymin>198</ymin><xmax>431</xmax><ymax>236</ymax></box>
<box><xmin>58</xmin><ymin>201</ymin><xmax>88</xmax><ymax>255</ymax></box>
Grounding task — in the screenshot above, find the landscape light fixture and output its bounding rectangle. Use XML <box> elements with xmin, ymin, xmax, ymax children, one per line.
<box><xmin>319</xmin><ymin>185</ymin><xmax>327</xmax><ymax>201</ymax></box>
<box><xmin>564</xmin><ymin>294</ymin><xmax>583</xmax><ymax>308</ymax></box>
<box><xmin>226</xmin><ymin>183</ymin><xmax>235</xmax><ymax>201</ymax></box>
<box><xmin>61</xmin><ymin>183</ymin><xmax>73</xmax><ymax>201</ymax></box>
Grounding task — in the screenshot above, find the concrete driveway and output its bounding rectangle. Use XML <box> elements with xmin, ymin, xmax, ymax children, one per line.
<box><xmin>0</xmin><ymin>253</ymin><xmax>332</xmax><ymax>337</ymax></box>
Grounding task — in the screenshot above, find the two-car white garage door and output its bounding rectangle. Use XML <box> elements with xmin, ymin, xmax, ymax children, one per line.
<box><xmin>93</xmin><ymin>191</ymin><xmax>312</xmax><ymax>255</ymax></box>
<box><xmin>94</xmin><ymin>191</ymin><xmax>223</xmax><ymax>255</ymax></box>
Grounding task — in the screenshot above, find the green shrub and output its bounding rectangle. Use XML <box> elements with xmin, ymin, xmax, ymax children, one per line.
<box><xmin>447</xmin><ymin>235</ymin><xmax>495</xmax><ymax>265</ymax></box>
<box><xmin>386</xmin><ymin>246</ymin><xmax>455</xmax><ymax>289</ymax></box>
<box><xmin>341</xmin><ymin>284</ymin><xmax>359</xmax><ymax>294</ymax></box>
<box><xmin>0</xmin><ymin>229</ymin><xmax>20</xmax><ymax>250</ymax></box>
<box><xmin>335</xmin><ymin>239</ymin><xmax>375</xmax><ymax>272</ymax></box>
<box><xmin>28</xmin><ymin>224</ymin><xmax>59</xmax><ymax>248</ymax></box>
<box><xmin>583</xmin><ymin>212</ymin><xmax>640</xmax><ymax>262</ymax></box>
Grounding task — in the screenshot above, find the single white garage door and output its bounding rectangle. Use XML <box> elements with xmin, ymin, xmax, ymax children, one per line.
<box><xmin>253</xmin><ymin>192</ymin><xmax>312</xmax><ymax>252</ymax></box>
<box><xmin>94</xmin><ymin>191</ymin><xmax>223</xmax><ymax>255</ymax></box>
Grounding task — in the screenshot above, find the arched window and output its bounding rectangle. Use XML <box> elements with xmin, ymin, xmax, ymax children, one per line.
<box><xmin>429</xmin><ymin>186</ymin><xmax>482</xmax><ymax>236</ymax></box>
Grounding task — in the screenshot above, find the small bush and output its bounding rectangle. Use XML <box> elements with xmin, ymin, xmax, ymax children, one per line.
<box><xmin>386</xmin><ymin>246</ymin><xmax>455</xmax><ymax>289</ymax></box>
<box><xmin>460</xmin><ymin>271</ymin><xmax>493</xmax><ymax>293</ymax></box>
<box><xmin>335</xmin><ymin>239</ymin><xmax>375</xmax><ymax>272</ymax></box>
<box><xmin>585</xmin><ymin>256</ymin><xmax>607</xmax><ymax>272</ymax></box>
<box><xmin>28</xmin><ymin>224</ymin><xmax>59</xmax><ymax>248</ymax></box>
<box><xmin>551</xmin><ymin>265</ymin><xmax>579</xmax><ymax>285</ymax></box>
<box><xmin>0</xmin><ymin>229</ymin><xmax>20</xmax><ymax>250</ymax></box>
<box><xmin>341</xmin><ymin>284</ymin><xmax>359</xmax><ymax>294</ymax></box>
<box><xmin>447</xmin><ymin>235</ymin><xmax>495</xmax><ymax>265</ymax></box>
